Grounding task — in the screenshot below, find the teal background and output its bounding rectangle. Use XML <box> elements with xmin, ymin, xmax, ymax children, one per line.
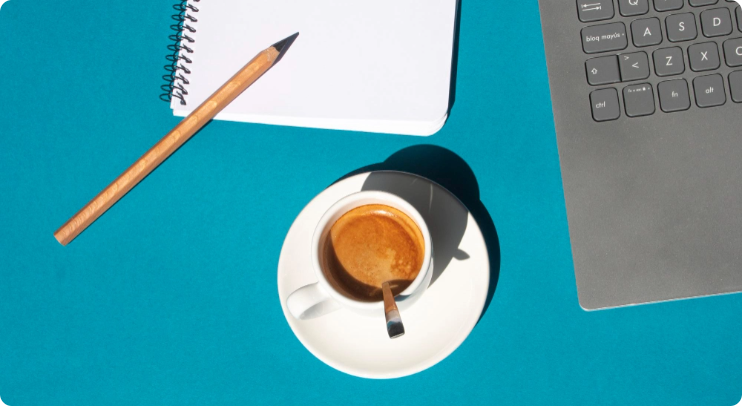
<box><xmin>1</xmin><ymin>0</ymin><xmax>740</xmax><ymax>404</ymax></box>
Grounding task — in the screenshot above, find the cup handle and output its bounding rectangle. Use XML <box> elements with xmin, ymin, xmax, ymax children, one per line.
<box><xmin>287</xmin><ymin>283</ymin><xmax>341</xmax><ymax>320</ymax></box>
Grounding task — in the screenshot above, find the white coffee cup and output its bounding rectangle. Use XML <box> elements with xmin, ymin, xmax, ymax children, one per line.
<box><xmin>287</xmin><ymin>190</ymin><xmax>434</xmax><ymax>320</ymax></box>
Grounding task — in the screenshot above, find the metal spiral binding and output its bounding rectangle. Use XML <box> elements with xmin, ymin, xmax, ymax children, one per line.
<box><xmin>161</xmin><ymin>0</ymin><xmax>200</xmax><ymax>105</ymax></box>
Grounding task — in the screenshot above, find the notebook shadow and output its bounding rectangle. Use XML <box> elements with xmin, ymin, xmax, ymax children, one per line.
<box><xmin>336</xmin><ymin>145</ymin><xmax>501</xmax><ymax>322</ymax></box>
<box><xmin>447</xmin><ymin>0</ymin><xmax>462</xmax><ymax>116</ymax></box>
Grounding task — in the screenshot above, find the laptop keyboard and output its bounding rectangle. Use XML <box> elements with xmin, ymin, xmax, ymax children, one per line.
<box><xmin>579</xmin><ymin>0</ymin><xmax>742</xmax><ymax>121</ymax></box>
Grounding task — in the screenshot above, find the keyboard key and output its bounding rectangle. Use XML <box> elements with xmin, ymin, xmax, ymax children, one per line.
<box><xmin>619</xmin><ymin>52</ymin><xmax>650</xmax><ymax>81</ymax></box>
<box><xmin>586</xmin><ymin>56</ymin><xmax>621</xmax><ymax>85</ymax></box>
<box><xmin>737</xmin><ymin>7</ymin><xmax>742</xmax><ymax>32</ymax></box>
<box><xmin>658</xmin><ymin>79</ymin><xmax>692</xmax><ymax>112</ymax></box>
<box><xmin>623</xmin><ymin>83</ymin><xmax>656</xmax><ymax>116</ymax></box>
<box><xmin>688</xmin><ymin>42</ymin><xmax>721</xmax><ymax>71</ymax></box>
<box><xmin>582</xmin><ymin>23</ymin><xmax>629</xmax><ymax>54</ymax></box>
<box><xmin>666</xmin><ymin>13</ymin><xmax>698</xmax><ymax>42</ymax></box>
<box><xmin>723</xmin><ymin>38</ymin><xmax>742</xmax><ymax>66</ymax></box>
<box><xmin>578</xmin><ymin>0</ymin><xmax>615</xmax><ymax>22</ymax></box>
<box><xmin>693</xmin><ymin>74</ymin><xmax>726</xmax><ymax>107</ymax></box>
<box><xmin>701</xmin><ymin>8</ymin><xmax>733</xmax><ymax>37</ymax></box>
<box><xmin>631</xmin><ymin>18</ymin><xmax>663</xmax><ymax>47</ymax></box>
<box><xmin>654</xmin><ymin>0</ymin><xmax>684</xmax><ymax>11</ymax></box>
<box><xmin>654</xmin><ymin>47</ymin><xmax>686</xmax><ymax>75</ymax></box>
<box><xmin>590</xmin><ymin>88</ymin><xmax>621</xmax><ymax>121</ymax></box>
<box><xmin>689</xmin><ymin>0</ymin><xmax>718</xmax><ymax>6</ymax></box>
<box><xmin>730</xmin><ymin>71</ymin><xmax>742</xmax><ymax>102</ymax></box>
<box><xmin>618</xmin><ymin>0</ymin><xmax>649</xmax><ymax>16</ymax></box>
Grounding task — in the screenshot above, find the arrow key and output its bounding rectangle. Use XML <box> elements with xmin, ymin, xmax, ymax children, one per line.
<box><xmin>586</xmin><ymin>55</ymin><xmax>620</xmax><ymax>85</ymax></box>
<box><xmin>619</xmin><ymin>51</ymin><xmax>650</xmax><ymax>81</ymax></box>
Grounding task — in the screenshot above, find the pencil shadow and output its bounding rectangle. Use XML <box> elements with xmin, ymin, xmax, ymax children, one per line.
<box><xmin>447</xmin><ymin>0</ymin><xmax>462</xmax><ymax>116</ymax></box>
<box><xmin>336</xmin><ymin>145</ymin><xmax>501</xmax><ymax>322</ymax></box>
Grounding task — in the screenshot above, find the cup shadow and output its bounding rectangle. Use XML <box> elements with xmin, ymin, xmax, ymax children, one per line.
<box><xmin>336</xmin><ymin>145</ymin><xmax>501</xmax><ymax>322</ymax></box>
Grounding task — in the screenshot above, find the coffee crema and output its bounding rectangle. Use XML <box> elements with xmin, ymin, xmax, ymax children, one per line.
<box><xmin>321</xmin><ymin>204</ymin><xmax>425</xmax><ymax>301</ymax></box>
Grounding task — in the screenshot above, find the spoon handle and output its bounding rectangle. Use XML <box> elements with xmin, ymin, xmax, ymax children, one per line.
<box><xmin>382</xmin><ymin>282</ymin><xmax>405</xmax><ymax>339</ymax></box>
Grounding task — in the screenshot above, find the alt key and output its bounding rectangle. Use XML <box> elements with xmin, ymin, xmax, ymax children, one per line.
<box><xmin>693</xmin><ymin>74</ymin><xmax>726</xmax><ymax>107</ymax></box>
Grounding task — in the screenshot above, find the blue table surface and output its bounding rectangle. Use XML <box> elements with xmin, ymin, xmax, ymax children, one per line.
<box><xmin>1</xmin><ymin>1</ymin><xmax>741</xmax><ymax>405</ymax></box>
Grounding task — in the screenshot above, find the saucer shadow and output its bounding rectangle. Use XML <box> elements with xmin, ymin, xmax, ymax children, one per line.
<box><xmin>336</xmin><ymin>145</ymin><xmax>501</xmax><ymax>322</ymax></box>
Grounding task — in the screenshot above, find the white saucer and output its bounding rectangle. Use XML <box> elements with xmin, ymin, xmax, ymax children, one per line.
<box><xmin>277</xmin><ymin>171</ymin><xmax>490</xmax><ymax>379</ymax></box>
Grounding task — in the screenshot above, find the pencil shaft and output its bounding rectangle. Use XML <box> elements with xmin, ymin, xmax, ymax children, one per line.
<box><xmin>54</xmin><ymin>47</ymin><xmax>279</xmax><ymax>246</ymax></box>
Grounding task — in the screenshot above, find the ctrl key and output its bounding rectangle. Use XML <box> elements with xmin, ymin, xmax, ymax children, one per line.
<box><xmin>590</xmin><ymin>88</ymin><xmax>621</xmax><ymax>122</ymax></box>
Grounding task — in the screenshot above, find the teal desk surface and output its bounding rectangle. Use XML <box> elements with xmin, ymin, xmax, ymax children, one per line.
<box><xmin>1</xmin><ymin>1</ymin><xmax>740</xmax><ymax>405</ymax></box>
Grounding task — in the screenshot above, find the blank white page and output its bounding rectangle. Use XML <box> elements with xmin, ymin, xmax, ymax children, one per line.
<box><xmin>170</xmin><ymin>0</ymin><xmax>457</xmax><ymax>135</ymax></box>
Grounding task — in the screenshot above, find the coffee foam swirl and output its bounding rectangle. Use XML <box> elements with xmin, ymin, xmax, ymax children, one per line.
<box><xmin>322</xmin><ymin>204</ymin><xmax>425</xmax><ymax>301</ymax></box>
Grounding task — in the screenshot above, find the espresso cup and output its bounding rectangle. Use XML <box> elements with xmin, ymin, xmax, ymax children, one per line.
<box><xmin>287</xmin><ymin>191</ymin><xmax>434</xmax><ymax>320</ymax></box>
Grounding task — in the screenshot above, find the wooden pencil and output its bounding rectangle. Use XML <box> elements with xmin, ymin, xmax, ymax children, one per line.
<box><xmin>54</xmin><ymin>33</ymin><xmax>299</xmax><ymax>246</ymax></box>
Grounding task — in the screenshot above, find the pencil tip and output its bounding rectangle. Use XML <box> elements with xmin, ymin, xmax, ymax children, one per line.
<box><xmin>271</xmin><ymin>32</ymin><xmax>299</xmax><ymax>64</ymax></box>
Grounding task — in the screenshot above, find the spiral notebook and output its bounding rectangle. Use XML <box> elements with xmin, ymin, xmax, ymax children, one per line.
<box><xmin>164</xmin><ymin>0</ymin><xmax>458</xmax><ymax>136</ymax></box>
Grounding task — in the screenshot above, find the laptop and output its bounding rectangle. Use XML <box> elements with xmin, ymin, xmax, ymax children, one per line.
<box><xmin>537</xmin><ymin>0</ymin><xmax>742</xmax><ymax>309</ymax></box>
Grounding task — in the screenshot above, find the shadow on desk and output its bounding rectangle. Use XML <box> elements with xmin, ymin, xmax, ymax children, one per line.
<box><xmin>447</xmin><ymin>0</ymin><xmax>462</xmax><ymax>116</ymax></box>
<box><xmin>337</xmin><ymin>145</ymin><xmax>501</xmax><ymax>323</ymax></box>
